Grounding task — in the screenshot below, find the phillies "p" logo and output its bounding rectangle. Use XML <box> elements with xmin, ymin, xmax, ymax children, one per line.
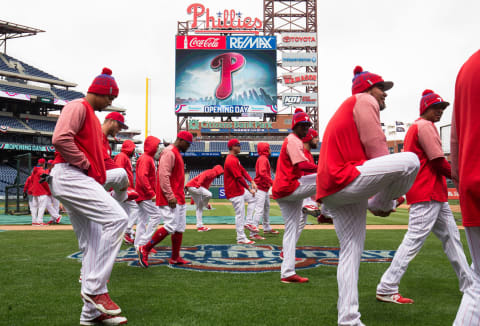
<box><xmin>211</xmin><ymin>52</ymin><xmax>245</xmax><ymax>100</ymax></box>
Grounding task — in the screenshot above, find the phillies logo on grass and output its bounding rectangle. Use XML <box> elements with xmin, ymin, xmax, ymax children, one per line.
<box><xmin>68</xmin><ymin>245</ymin><xmax>396</xmax><ymax>273</ymax></box>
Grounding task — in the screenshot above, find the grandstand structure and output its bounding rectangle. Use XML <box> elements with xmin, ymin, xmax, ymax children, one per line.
<box><xmin>176</xmin><ymin>2</ymin><xmax>318</xmax><ymax>198</ymax></box>
<box><xmin>0</xmin><ymin>19</ymin><xmax>139</xmax><ymax>206</ymax></box>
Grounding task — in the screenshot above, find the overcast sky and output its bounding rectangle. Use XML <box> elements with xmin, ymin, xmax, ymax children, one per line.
<box><xmin>3</xmin><ymin>0</ymin><xmax>479</xmax><ymax>141</ymax></box>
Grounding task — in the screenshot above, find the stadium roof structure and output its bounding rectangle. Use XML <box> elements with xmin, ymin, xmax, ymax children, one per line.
<box><xmin>0</xmin><ymin>20</ymin><xmax>45</xmax><ymax>53</ymax></box>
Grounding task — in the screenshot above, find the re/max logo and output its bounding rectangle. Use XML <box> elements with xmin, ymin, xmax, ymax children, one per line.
<box><xmin>227</xmin><ymin>36</ymin><xmax>276</xmax><ymax>49</ymax></box>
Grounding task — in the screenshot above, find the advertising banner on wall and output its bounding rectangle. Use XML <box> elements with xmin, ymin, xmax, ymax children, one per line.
<box><xmin>282</xmin><ymin>93</ymin><xmax>317</xmax><ymax>106</ymax></box>
<box><xmin>281</xmin><ymin>73</ymin><xmax>317</xmax><ymax>86</ymax></box>
<box><xmin>279</xmin><ymin>32</ymin><xmax>317</xmax><ymax>47</ymax></box>
<box><xmin>175</xmin><ymin>35</ymin><xmax>277</xmax><ymax>115</ymax></box>
<box><xmin>281</xmin><ymin>52</ymin><xmax>317</xmax><ymax>67</ymax></box>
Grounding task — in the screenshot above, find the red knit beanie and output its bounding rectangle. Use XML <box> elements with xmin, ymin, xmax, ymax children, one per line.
<box><xmin>88</xmin><ymin>68</ymin><xmax>119</xmax><ymax>97</ymax></box>
<box><xmin>351</xmin><ymin>66</ymin><xmax>393</xmax><ymax>95</ymax></box>
<box><xmin>302</xmin><ymin>128</ymin><xmax>319</xmax><ymax>143</ymax></box>
<box><xmin>419</xmin><ymin>89</ymin><xmax>450</xmax><ymax>115</ymax></box>
<box><xmin>291</xmin><ymin>108</ymin><xmax>312</xmax><ymax>129</ymax></box>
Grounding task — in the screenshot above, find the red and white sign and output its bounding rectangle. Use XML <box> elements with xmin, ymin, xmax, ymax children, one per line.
<box><xmin>281</xmin><ymin>73</ymin><xmax>317</xmax><ymax>86</ymax></box>
<box><xmin>186</xmin><ymin>3</ymin><xmax>262</xmax><ymax>34</ymax></box>
<box><xmin>176</xmin><ymin>35</ymin><xmax>226</xmax><ymax>49</ymax></box>
<box><xmin>280</xmin><ymin>32</ymin><xmax>317</xmax><ymax>47</ymax></box>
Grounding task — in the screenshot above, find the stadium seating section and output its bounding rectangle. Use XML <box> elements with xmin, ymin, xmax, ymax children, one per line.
<box><xmin>0</xmin><ymin>164</ymin><xmax>25</xmax><ymax>195</ymax></box>
<box><xmin>22</xmin><ymin>118</ymin><xmax>56</xmax><ymax>132</ymax></box>
<box><xmin>189</xmin><ymin>141</ymin><xmax>206</xmax><ymax>152</ymax></box>
<box><xmin>0</xmin><ymin>83</ymin><xmax>53</xmax><ymax>98</ymax></box>
<box><xmin>1</xmin><ymin>53</ymin><xmax>62</xmax><ymax>81</ymax></box>
<box><xmin>51</xmin><ymin>87</ymin><xmax>84</xmax><ymax>101</ymax></box>
<box><xmin>0</xmin><ymin>53</ymin><xmax>85</xmax><ymax>101</ymax></box>
<box><xmin>0</xmin><ymin>116</ymin><xmax>28</xmax><ymax>129</ymax></box>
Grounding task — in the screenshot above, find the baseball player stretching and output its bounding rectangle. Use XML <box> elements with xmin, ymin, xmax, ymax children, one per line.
<box><xmin>272</xmin><ymin>109</ymin><xmax>318</xmax><ymax>283</ymax></box>
<box><xmin>186</xmin><ymin>164</ymin><xmax>224</xmax><ymax>232</ymax></box>
<box><xmin>50</xmin><ymin>68</ymin><xmax>128</xmax><ymax>325</ymax></box>
<box><xmin>29</xmin><ymin>158</ymin><xmax>49</xmax><ymax>226</ymax></box>
<box><xmin>451</xmin><ymin>50</ymin><xmax>480</xmax><ymax>326</ymax></box>
<box><xmin>113</xmin><ymin>139</ymin><xmax>139</xmax><ymax>244</ymax></box>
<box><xmin>250</xmin><ymin>142</ymin><xmax>279</xmax><ymax>240</ymax></box>
<box><xmin>376</xmin><ymin>89</ymin><xmax>473</xmax><ymax>304</ymax></box>
<box><xmin>102</xmin><ymin>112</ymin><xmax>131</xmax><ymax>204</ymax></box>
<box><xmin>137</xmin><ymin>131</ymin><xmax>193</xmax><ymax>267</ymax></box>
<box><xmin>224</xmin><ymin>138</ymin><xmax>258</xmax><ymax>244</ymax></box>
<box><xmin>316</xmin><ymin>66</ymin><xmax>420</xmax><ymax>326</ymax></box>
<box><xmin>134</xmin><ymin>135</ymin><xmax>162</xmax><ymax>249</ymax></box>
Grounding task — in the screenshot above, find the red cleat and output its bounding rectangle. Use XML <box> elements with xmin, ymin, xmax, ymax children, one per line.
<box><xmin>376</xmin><ymin>293</ymin><xmax>414</xmax><ymax>304</ymax></box>
<box><xmin>244</xmin><ymin>224</ymin><xmax>259</xmax><ymax>233</ymax></box>
<box><xmin>237</xmin><ymin>239</ymin><xmax>255</xmax><ymax>245</ymax></box>
<box><xmin>317</xmin><ymin>214</ymin><xmax>333</xmax><ymax>224</ymax></box>
<box><xmin>249</xmin><ymin>234</ymin><xmax>266</xmax><ymax>240</ymax></box>
<box><xmin>197</xmin><ymin>226</ymin><xmax>211</xmax><ymax>232</ymax></box>
<box><xmin>206</xmin><ymin>203</ymin><xmax>212</xmax><ymax>210</ymax></box>
<box><xmin>47</xmin><ymin>220</ymin><xmax>55</xmax><ymax>225</ymax></box>
<box><xmin>80</xmin><ymin>313</ymin><xmax>127</xmax><ymax>325</ymax></box>
<box><xmin>281</xmin><ymin>274</ymin><xmax>309</xmax><ymax>283</ymax></box>
<box><xmin>80</xmin><ymin>292</ymin><xmax>121</xmax><ymax>315</ymax></box>
<box><xmin>55</xmin><ymin>216</ymin><xmax>62</xmax><ymax>224</ymax></box>
<box><xmin>263</xmin><ymin>229</ymin><xmax>280</xmax><ymax>234</ymax></box>
<box><xmin>124</xmin><ymin>234</ymin><xmax>134</xmax><ymax>245</ymax></box>
<box><xmin>169</xmin><ymin>257</ymin><xmax>191</xmax><ymax>265</ymax></box>
<box><xmin>126</xmin><ymin>188</ymin><xmax>139</xmax><ymax>201</ymax></box>
<box><xmin>137</xmin><ymin>245</ymin><xmax>149</xmax><ymax>268</ymax></box>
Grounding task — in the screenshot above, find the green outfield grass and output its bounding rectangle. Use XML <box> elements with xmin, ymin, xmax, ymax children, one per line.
<box><xmin>0</xmin><ymin>228</ymin><xmax>468</xmax><ymax>325</ymax></box>
<box><xmin>0</xmin><ymin>199</ymin><xmax>463</xmax><ymax>226</ymax></box>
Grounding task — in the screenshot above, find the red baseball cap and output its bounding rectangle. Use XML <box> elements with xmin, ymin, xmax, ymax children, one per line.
<box><xmin>177</xmin><ymin>130</ymin><xmax>193</xmax><ymax>144</ymax></box>
<box><xmin>228</xmin><ymin>138</ymin><xmax>241</xmax><ymax>149</ymax></box>
<box><xmin>47</xmin><ymin>160</ymin><xmax>54</xmax><ymax>164</ymax></box>
<box><xmin>105</xmin><ymin>111</ymin><xmax>128</xmax><ymax>129</ymax></box>
<box><xmin>38</xmin><ymin>158</ymin><xmax>45</xmax><ymax>164</ymax></box>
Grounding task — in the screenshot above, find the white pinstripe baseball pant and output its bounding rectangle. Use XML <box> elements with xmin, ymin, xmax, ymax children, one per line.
<box><xmin>32</xmin><ymin>195</ymin><xmax>48</xmax><ymax>224</ymax></box>
<box><xmin>104</xmin><ymin>168</ymin><xmax>129</xmax><ymax>202</ymax></box>
<box><xmin>252</xmin><ymin>189</ymin><xmax>273</xmax><ymax>233</ymax></box>
<box><xmin>276</xmin><ymin>173</ymin><xmax>317</xmax><ymax>278</ymax></box>
<box><xmin>377</xmin><ymin>201</ymin><xmax>473</xmax><ymax>295</ymax></box>
<box><xmin>187</xmin><ymin>186</ymin><xmax>212</xmax><ymax>228</ymax></box>
<box><xmin>28</xmin><ymin>195</ymin><xmax>37</xmax><ymax>223</ymax></box>
<box><xmin>121</xmin><ymin>200</ymin><xmax>140</xmax><ymax>237</ymax></box>
<box><xmin>321</xmin><ymin>152</ymin><xmax>420</xmax><ymax>326</ymax></box>
<box><xmin>46</xmin><ymin>195</ymin><xmax>61</xmax><ymax>221</ymax></box>
<box><xmin>50</xmin><ymin>163</ymin><xmax>127</xmax><ymax>321</ymax></box>
<box><xmin>454</xmin><ymin>226</ymin><xmax>480</xmax><ymax>326</ymax></box>
<box><xmin>135</xmin><ymin>200</ymin><xmax>162</xmax><ymax>247</ymax></box>
<box><xmin>229</xmin><ymin>191</ymin><xmax>256</xmax><ymax>241</ymax></box>
<box><xmin>162</xmin><ymin>204</ymin><xmax>187</xmax><ymax>234</ymax></box>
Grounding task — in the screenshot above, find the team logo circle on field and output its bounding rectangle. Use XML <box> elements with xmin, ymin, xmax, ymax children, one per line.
<box><xmin>68</xmin><ymin>245</ymin><xmax>395</xmax><ymax>273</ymax></box>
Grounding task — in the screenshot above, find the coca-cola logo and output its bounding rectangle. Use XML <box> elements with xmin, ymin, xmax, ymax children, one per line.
<box><xmin>190</xmin><ymin>37</ymin><xmax>221</xmax><ymax>48</ymax></box>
